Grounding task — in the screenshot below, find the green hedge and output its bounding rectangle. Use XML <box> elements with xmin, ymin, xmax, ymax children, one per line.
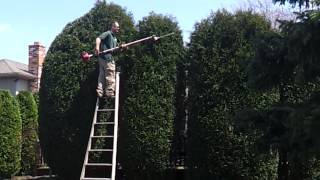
<box><xmin>0</xmin><ymin>90</ymin><xmax>22</xmax><ymax>178</ymax></box>
<box><xmin>187</xmin><ymin>10</ymin><xmax>278</xmax><ymax>179</ymax></box>
<box><xmin>16</xmin><ymin>91</ymin><xmax>39</xmax><ymax>175</ymax></box>
<box><xmin>119</xmin><ymin>13</ymin><xmax>184</xmax><ymax>180</ymax></box>
<box><xmin>39</xmin><ymin>1</ymin><xmax>136</xmax><ymax>179</ymax></box>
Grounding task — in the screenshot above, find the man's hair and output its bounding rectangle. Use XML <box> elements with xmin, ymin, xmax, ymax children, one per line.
<box><xmin>112</xmin><ymin>21</ymin><xmax>119</xmax><ymax>27</ymax></box>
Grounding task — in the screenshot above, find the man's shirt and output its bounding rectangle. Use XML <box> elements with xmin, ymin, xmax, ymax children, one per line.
<box><xmin>98</xmin><ymin>30</ymin><xmax>117</xmax><ymax>61</ymax></box>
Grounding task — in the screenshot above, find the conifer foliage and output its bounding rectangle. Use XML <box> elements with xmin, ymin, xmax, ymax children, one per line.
<box><xmin>39</xmin><ymin>1</ymin><xmax>135</xmax><ymax>179</ymax></box>
<box><xmin>0</xmin><ymin>90</ymin><xmax>22</xmax><ymax>178</ymax></box>
<box><xmin>120</xmin><ymin>13</ymin><xmax>184</xmax><ymax>179</ymax></box>
<box><xmin>187</xmin><ymin>10</ymin><xmax>278</xmax><ymax>179</ymax></box>
<box><xmin>16</xmin><ymin>91</ymin><xmax>39</xmax><ymax>175</ymax></box>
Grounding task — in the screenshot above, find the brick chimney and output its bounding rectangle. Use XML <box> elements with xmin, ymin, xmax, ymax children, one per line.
<box><xmin>28</xmin><ymin>41</ymin><xmax>46</xmax><ymax>92</ymax></box>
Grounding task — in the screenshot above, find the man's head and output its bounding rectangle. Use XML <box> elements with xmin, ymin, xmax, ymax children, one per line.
<box><xmin>111</xmin><ymin>21</ymin><xmax>120</xmax><ymax>33</ymax></box>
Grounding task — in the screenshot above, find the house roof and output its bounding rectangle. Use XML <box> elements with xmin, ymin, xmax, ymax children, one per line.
<box><xmin>0</xmin><ymin>59</ymin><xmax>36</xmax><ymax>80</ymax></box>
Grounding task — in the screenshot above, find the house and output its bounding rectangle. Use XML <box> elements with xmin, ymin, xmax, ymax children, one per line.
<box><xmin>0</xmin><ymin>42</ymin><xmax>46</xmax><ymax>95</ymax></box>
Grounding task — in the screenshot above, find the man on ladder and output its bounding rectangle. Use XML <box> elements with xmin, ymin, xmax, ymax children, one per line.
<box><xmin>95</xmin><ymin>21</ymin><xmax>127</xmax><ymax>98</ymax></box>
<box><xmin>80</xmin><ymin>21</ymin><xmax>124</xmax><ymax>180</ymax></box>
<box><xmin>80</xmin><ymin>26</ymin><xmax>174</xmax><ymax>180</ymax></box>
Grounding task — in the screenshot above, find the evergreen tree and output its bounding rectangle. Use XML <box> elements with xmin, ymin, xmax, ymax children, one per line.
<box><xmin>187</xmin><ymin>10</ymin><xmax>278</xmax><ymax>179</ymax></box>
<box><xmin>39</xmin><ymin>1</ymin><xmax>136</xmax><ymax>179</ymax></box>
<box><xmin>0</xmin><ymin>90</ymin><xmax>22</xmax><ymax>178</ymax></box>
<box><xmin>274</xmin><ymin>0</ymin><xmax>320</xmax><ymax>7</ymax></box>
<box><xmin>244</xmin><ymin>4</ymin><xmax>320</xmax><ymax>179</ymax></box>
<box><xmin>119</xmin><ymin>12</ymin><xmax>184</xmax><ymax>180</ymax></box>
<box><xmin>16</xmin><ymin>91</ymin><xmax>39</xmax><ymax>175</ymax></box>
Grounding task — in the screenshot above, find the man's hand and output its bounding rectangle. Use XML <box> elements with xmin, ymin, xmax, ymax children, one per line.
<box><xmin>95</xmin><ymin>48</ymin><xmax>100</xmax><ymax>55</ymax></box>
<box><xmin>152</xmin><ymin>35</ymin><xmax>160</xmax><ymax>41</ymax></box>
<box><xmin>120</xmin><ymin>43</ymin><xmax>128</xmax><ymax>51</ymax></box>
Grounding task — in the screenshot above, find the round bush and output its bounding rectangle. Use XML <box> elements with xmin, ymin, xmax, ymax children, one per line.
<box><xmin>187</xmin><ymin>10</ymin><xmax>278</xmax><ymax>179</ymax></box>
<box><xmin>39</xmin><ymin>2</ymin><xmax>136</xmax><ymax>179</ymax></box>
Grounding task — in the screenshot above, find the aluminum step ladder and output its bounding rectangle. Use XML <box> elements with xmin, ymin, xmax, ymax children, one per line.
<box><xmin>80</xmin><ymin>72</ymin><xmax>120</xmax><ymax>180</ymax></box>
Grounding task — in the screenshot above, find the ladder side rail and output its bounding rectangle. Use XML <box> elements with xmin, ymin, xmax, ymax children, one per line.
<box><xmin>111</xmin><ymin>72</ymin><xmax>120</xmax><ymax>180</ymax></box>
<box><xmin>80</xmin><ymin>98</ymin><xmax>100</xmax><ymax>179</ymax></box>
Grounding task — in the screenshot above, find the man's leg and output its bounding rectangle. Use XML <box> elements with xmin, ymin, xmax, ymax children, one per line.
<box><xmin>97</xmin><ymin>59</ymin><xmax>106</xmax><ymax>97</ymax></box>
<box><xmin>105</xmin><ymin>61</ymin><xmax>116</xmax><ymax>97</ymax></box>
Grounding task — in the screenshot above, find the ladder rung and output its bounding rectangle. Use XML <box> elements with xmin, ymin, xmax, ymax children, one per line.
<box><xmin>85</xmin><ymin>163</ymin><xmax>112</xmax><ymax>166</ymax></box>
<box><xmin>82</xmin><ymin>178</ymin><xmax>111</xmax><ymax>180</ymax></box>
<box><xmin>89</xmin><ymin>149</ymin><xmax>113</xmax><ymax>152</ymax></box>
<box><xmin>94</xmin><ymin>122</ymin><xmax>114</xmax><ymax>125</ymax></box>
<box><xmin>91</xmin><ymin>135</ymin><xmax>114</xmax><ymax>138</ymax></box>
<box><xmin>97</xmin><ymin>109</ymin><xmax>115</xmax><ymax>112</ymax></box>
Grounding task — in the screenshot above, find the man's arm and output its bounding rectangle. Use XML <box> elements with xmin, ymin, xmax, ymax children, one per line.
<box><xmin>95</xmin><ymin>32</ymin><xmax>109</xmax><ymax>55</ymax></box>
<box><xmin>95</xmin><ymin>37</ymin><xmax>101</xmax><ymax>55</ymax></box>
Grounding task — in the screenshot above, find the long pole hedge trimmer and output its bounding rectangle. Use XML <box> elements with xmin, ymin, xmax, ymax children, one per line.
<box><xmin>81</xmin><ymin>32</ymin><xmax>174</xmax><ymax>62</ymax></box>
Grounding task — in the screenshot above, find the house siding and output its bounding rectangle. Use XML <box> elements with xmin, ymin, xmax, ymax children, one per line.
<box><xmin>0</xmin><ymin>77</ymin><xmax>29</xmax><ymax>95</ymax></box>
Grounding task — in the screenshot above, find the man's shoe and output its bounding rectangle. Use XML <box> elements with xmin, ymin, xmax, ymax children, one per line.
<box><xmin>105</xmin><ymin>90</ymin><xmax>115</xmax><ymax>98</ymax></box>
<box><xmin>105</xmin><ymin>93</ymin><xmax>115</xmax><ymax>98</ymax></box>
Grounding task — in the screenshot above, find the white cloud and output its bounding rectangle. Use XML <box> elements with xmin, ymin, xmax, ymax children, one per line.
<box><xmin>0</xmin><ymin>23</ymin><xmax>11</xmax><ymax>32</ymax></box>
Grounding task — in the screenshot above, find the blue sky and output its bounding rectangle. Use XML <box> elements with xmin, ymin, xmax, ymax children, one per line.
<box><xmin>0</xmin><ymin>0</ymin><xmax>245</xmax><ymax>64</ymax></box>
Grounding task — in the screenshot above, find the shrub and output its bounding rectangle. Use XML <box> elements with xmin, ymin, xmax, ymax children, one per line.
<box><xmin>16</xmin><ymin>91</ymin><xmax>39</xmax><ymax>175</ymax></box>
<box><xmin>0</xmin><ymin>90</ymin><xmax>22</xmax><ymax>178</ymax></box>
<box><xmin>119</xmin><ymin>13</ymin><xmax>184</xmax><ymax>180</ymax></box>
<box><xmin>39</xmin><ymin>1</ymin><xmax>136</xmax><ymax>179</ymax></box>
<box><xmin>187</xmin><ymin>10</ymin><xmax>278</xmax><ymax>179</ymax></box>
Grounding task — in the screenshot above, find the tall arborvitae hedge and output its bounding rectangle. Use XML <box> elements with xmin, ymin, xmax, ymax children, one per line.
<box><xmin>39</xmin><ymin>1</ymin><xmax>136</xmax><ymax>179</ymax></box>
<box><xmin>0</xmin><ymin>90</ymin><xmax>22</xmax><ymax>178</ymax></box>
<box><xmin>187</xmin><ymin>10</ymin><xmax>278</xmax><ymax>179</ymax></box>
<box><xmin>16</xmin><ymin>91</ymin><xmax>39</xmax><ymax>175</ymax></box>
<box><xmin>119</xmin><ymin>13</ymin><xmax>184</xmax><ymax>180</ymax></box>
